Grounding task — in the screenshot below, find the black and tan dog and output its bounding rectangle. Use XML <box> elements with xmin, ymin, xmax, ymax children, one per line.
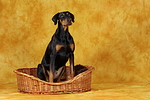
<box><xmin>37</xmin><ymin>11</ymin><xmax>87</xmax><ymax>83</ymax></box>
<box><xmin>37</xmin><ymin>11</ymin><xmax>75</xmax><ymax>83</ymax></box>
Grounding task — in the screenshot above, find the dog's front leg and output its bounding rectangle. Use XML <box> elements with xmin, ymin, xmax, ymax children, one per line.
<box><xmin>49</xmin><ymin>56</ymin><xmax>55</xmax><ymax>83</ymax></box>
<box><xmin>67</xmin><ymin>53</ymin><xmax>75</xmax><ymax>80</ymax></box>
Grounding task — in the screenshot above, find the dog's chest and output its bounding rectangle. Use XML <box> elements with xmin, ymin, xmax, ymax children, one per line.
<box><xmin>55</xmin><ymin>44</ymin><xmax>72</xmax><ymax>69</ymax></box>
<box><xmin>57</xmin><ymin>44</ymin><xmax>72</xmax><ymax>56</ymax></box>
<box><xmin>56</xmin><ymin>33</ymin><xmax>74</xmax><ymax>52</ymax></box>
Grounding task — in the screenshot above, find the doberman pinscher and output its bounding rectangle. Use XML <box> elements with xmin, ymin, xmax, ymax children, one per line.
<box><xmin>37</xmin><ymin>11</ymin><xmax>75</xmax><ymax>83</ymax></box>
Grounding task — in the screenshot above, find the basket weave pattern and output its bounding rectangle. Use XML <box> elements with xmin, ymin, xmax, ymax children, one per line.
<box><xmin>14</xmin><ymin>66</ymin><xmax>94</xmax><ymax>94</ymax></box>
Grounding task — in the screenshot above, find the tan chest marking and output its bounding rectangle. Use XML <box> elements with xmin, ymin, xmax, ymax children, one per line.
<box><xmin>56</xmin><ymin>45</ymin><xmax>64</xmax><ymax>52</ymax></box>
<box><xmin>70</xmin><ymin>44</ymin><xmax>75</xmax><ymax>51</ymax></box>
<box><xmin>56</xmin><ymin>44</ymin><xmax>75</xmax><ymax>52</ymax></box>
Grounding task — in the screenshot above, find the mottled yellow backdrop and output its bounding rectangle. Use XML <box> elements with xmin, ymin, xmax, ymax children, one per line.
<box><xmin>0</xmin><ymin>0</ymin><xmax>150</xmax><ymax>85</ymax></box>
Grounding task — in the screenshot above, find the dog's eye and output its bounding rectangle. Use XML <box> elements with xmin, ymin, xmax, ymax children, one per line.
<box><xmin>66</xmin><ymin>13</ymin><xmax>70</xmax><ymax>16</ymax></box>
<box><xmin>59</xmin><ymin>13</ymin><xmax>65</xmax><ymax>18</ymax></box>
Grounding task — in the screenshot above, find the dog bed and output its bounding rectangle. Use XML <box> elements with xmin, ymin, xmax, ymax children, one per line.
<box><xmin>13</xmin><ymin>66</ymin><xmax>95</xmax><ymax>94</ymax></box>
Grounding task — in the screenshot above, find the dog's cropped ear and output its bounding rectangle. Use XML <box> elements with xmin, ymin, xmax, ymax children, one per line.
<box><xmin>52</xmin><ymin>13</ymin><xmax>60</xmax><ymax>25</ymax></box>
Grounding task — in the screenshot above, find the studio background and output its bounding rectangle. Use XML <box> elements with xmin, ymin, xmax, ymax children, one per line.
<box><xmin>0</xmin><ymin>0</ymin><xmax>150</xmax><ymax>99</ymax></box>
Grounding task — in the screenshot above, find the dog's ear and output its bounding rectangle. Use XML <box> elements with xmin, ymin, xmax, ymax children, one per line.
<box><xmin>68</xmin><ymin>12</ymin><xmax>75</xmax><ymax>23</ymax></box>
<box><xmin>52</xmin><ymin>13</ymin><xmax>60</xmax><ymax>25</ymax></box>
<box><xmin>70</xmin><ymin>13</ymin><xmax>75</xmax><ymax>23</ymax></box>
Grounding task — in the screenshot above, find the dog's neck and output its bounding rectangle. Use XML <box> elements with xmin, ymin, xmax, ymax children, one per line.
<box><xmin>58</xmin><ymin>21</ymin><xmax>68</xmax><ymax>32</ymax></box>
<box><xmin>63</xmin><ymin>26</ymin><xmax>68</xmax><ymax>31</ymax></box>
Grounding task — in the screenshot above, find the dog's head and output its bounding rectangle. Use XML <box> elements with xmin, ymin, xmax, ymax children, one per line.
<box><xmin>52</xmin><ymin>11</ymin><xmax>74</xmax><ymax>26</ymax></box>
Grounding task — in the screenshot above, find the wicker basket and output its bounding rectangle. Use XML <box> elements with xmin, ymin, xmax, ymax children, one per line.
<box><xmin>14</xmin><ymin>66</ymin><xmax>95</xmax><ymax>94</ymax></box>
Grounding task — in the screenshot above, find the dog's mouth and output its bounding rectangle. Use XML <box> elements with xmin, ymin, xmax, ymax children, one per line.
<box><xmin>63</xmin><ymin>22</ymin><xmax>72</xmax><ymax>26</ymax></box>
<box><xmin>60</xmin><ymin>19</ymin><xmax>72</xmax><ymax>26</ymax></box>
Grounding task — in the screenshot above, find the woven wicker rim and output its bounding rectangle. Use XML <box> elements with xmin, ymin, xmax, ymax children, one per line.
<box><xmin>14</xmin><ymin>66</ymin><xmax>95</xmax><ymax>85</ymax></box>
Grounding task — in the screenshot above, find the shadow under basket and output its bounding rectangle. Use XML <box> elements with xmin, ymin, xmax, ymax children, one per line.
<box><xmin>14</xmin><ymin>66</ymin><xmax>95</xmax><ymax>94</ymax></box>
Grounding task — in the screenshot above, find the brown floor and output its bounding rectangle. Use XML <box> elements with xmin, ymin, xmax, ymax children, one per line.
<box><xmin>1</xmin><ymin>82</ymin><xmax>150</xmax><ymax>100</ymax></box>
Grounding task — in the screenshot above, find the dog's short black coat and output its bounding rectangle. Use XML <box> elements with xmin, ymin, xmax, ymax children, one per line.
<box><xmin>37</xmin><ymin>11</ymin><xmax>75</xmax><ymax>82</ymax></box>
<box><xmin>37</xmin><ymin>11</ymin><xmax>87</xmax><ymax>83</ymax></box>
